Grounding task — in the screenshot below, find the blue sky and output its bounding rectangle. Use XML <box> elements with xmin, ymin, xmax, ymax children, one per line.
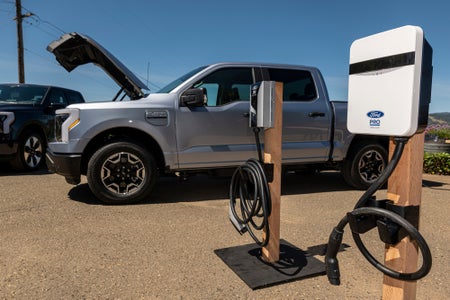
<box><xmin>0</xmin><ymin>0</ymin><xmax>449</xmax><ymax>112</ymax></box>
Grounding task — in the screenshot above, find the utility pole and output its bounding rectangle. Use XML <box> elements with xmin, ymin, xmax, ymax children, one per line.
<box><xmin>15</xmin><ymin>0</ymin><xmax>27</xmax><ymax>83</ymax></box>
<box><xmin>15</xmin><ymin>0</ymin><xmax>25</xmax><ymax>83</ymax></box>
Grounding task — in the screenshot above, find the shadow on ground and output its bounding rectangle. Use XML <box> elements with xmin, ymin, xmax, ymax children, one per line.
<box><xmin>67</xmin><ymin>171</ymin><xmax>355</xmax><ymax>205</ymax></box>
<box><xmin>0</xmin><ymin>163</ymin><xmax>50</xmax><ymax>176</ymax></box>
<box><xmin>2</xmin><ymin>165</ymin><xmax>440</xmax><ymax>205</ymax></box>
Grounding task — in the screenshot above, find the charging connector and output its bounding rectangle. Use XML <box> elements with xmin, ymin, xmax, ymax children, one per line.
<box><xmin>228</xmin><ymin>205</ymin><xmax>247</xmax><ymax>235</ymax></box>
<box><xmin>325</xmin><ymin>227</ymin><xmax>344</xmax><ymax>285</ymax></box>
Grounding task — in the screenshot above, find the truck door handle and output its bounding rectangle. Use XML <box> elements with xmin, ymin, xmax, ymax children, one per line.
<box><xmin>309</xmin><ymin>112</ymin><xmax>326</xmax><ymax>118</ymax></box>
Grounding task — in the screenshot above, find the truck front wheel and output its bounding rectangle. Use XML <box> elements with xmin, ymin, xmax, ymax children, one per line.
<box><xmin>87</xmin><ymin>142</ymin><xmax>157</xmax><ymax>204</ymax></box>
<box><xmin>10</xmin><ymin>129</ymin><xmax>45</xmax><ymax>171</ymax></box>
<box><xmin>342</xmin><ymin>143</ymin><xmax>388</xmax><ymax>190</ymax></box>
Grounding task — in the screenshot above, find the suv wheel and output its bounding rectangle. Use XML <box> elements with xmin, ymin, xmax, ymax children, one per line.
<box><xmin>87</xmin><ymin>142</ymin><xmax>157</xmax><ymax>204</ymax></box>
<box><xmin>10</xmin><ymin>130</ymin><xmax>45</xmax><ymax>171</ymax></box>
<box><xmin>342</xmin><ymin>143</ymin><xmax>388</xmax><ymax>189</ymax></box>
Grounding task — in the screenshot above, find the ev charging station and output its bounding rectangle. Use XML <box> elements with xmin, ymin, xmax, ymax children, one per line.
<box><xmin>217</xmin><ymin>25</ymin><xmax>433</xmax><ymax>296</ymax></box>
<box><xmin>217</xmin><ymin>80</ymin><xmax>327</xmax><ymax>289</ymax></box>
<box><xmin>326</xmin><ymin>25</ymin><xmax>433</xmax><ymax>299</ymax></box>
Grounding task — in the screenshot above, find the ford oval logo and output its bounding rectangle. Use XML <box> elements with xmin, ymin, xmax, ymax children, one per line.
<box><xmin>367</xmin><ymin>111</ymin><xmax>384</xmax><ymax>118</ymax></box>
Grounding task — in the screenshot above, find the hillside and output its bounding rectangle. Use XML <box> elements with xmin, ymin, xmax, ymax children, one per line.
<box><xmin>429</xmin><ymin>112</ymin><xmax>450</xmax><ymax>125</ymax></box>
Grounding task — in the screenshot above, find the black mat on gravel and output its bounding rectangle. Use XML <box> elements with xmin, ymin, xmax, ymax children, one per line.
<box><xmin>215</xmin><ymin>239</ymin><xmax>326</xmax><ymax>290</ymax></box>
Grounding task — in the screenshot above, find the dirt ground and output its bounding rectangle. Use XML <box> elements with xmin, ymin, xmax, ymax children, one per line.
<box><xmin>0</xmin><ymin>168</ymin><xmax>448</xmax><ymax>299</ymax></box>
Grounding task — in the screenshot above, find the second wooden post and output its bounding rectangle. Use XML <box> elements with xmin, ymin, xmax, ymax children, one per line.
<box><xmin>262</xmin><ymin>82</ymin><xmax>283</xmax><ymax>263</ymax></box>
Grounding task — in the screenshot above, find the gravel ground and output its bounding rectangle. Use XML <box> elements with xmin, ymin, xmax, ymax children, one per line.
<box><xmin>0</xmin><ymin>167</ymin><xmax>448</xmax><ymax>299</ymax></box>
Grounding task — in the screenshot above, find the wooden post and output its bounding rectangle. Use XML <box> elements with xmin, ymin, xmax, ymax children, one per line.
<box><xmin>382</xmin><ymin>132</ymin><xmax>425</xmax><ymax>299</ymax></box>
<box><xmin>261</xmin><ymin>82</ymin><xmax>283</xmax><ymax>263</ymax></box>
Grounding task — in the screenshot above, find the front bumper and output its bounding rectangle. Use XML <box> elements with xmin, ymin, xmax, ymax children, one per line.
<box><xmin>46</xmin><ymin>148</ymin><xmax>82</xmax><ymax>185</ymax></box>
<box><xmin>0</xmin><ymin>141</ymin><xmax>18</xmax><ymax>156</ymax></box>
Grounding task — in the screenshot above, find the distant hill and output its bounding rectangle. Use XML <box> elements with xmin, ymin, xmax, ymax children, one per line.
<box><xmin>429</xmin><ymin>112</ymin><xmax>450</xmax><ymax>126</ymax></box>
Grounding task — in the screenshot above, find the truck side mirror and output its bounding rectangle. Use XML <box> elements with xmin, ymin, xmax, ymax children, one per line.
<box><xmin>180</xmin><ymin>88</ymin><xmax>207</xmax><ymax>107</ymax></box>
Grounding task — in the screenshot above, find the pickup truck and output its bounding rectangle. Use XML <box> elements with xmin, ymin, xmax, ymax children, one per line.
<box><xmin>0</xmin><ymin>83</ymin><xmax>85</xmax><ymax>171</ymax></box>
<box><xmin>46</xmin><ymin>32</ymin><xmax>388</xmax><ymax>204</ymax></box>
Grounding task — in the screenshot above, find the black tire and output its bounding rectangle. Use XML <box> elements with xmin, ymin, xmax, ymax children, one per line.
<box><xmin>10</xmin><ymin>129</ymin><xmax>46</xmax><ymax>171</ymax></box>
<box><xmin>342</xmin><ymin>143</ymin><xmax>388</xmax><ymax>189</ymax></box>
<box><xmin>87</xmin><ymin>142</ymin><xmax>157</xmax><ymax>204</ymax></box>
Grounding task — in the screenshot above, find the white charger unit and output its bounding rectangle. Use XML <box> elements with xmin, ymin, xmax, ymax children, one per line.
<box><xmin>347</xmin><ymin>25</ymin><xmax>433</xmax><ymax>137</ymax></box>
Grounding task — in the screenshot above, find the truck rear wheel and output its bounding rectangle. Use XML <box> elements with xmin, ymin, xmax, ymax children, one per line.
<box><xmin>342</xmin><ymin>143</ymin><xmax>388</xmax><ymax>190</ymax></box>
<box><xmin>87</xmin><ymin>141</ymin><xmax>157</xmax><ymax>204</ymax></box>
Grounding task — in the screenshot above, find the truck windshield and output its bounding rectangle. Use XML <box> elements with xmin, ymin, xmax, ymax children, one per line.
<box><xmin>157</xmin><ymin>66</ymin><xmax>207</xmax><ymax>93</ymax></box>
<box><xmin>0</xmin><ymin>84</ymin><xmax>49</xmax><ymax>104</ymax></box>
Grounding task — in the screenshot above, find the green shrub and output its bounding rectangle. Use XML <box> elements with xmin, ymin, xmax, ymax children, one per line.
<box><xmin>423</xmin><ymin>152</ymin><xmax>450</xmax><ymax>175</ymax></box>
<box><xmin>425</xmin><ymin>124</ymin><xmax>450</xmax><ymax>141</ymax></box>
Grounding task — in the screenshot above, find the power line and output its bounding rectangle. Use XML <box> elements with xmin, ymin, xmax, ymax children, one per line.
<box><xmin>135</xmin><ymin>71</ymin><xmax>161</xmax><ymax>91</ymax></box>
<box><xmin>7</xmin><ymin>1</ymin><xmax>161</xmax><ymax>93</ymax></box>
<box><xmin>23</xmin><ymin>16</ymin><xmax>62</xmax><ymax>38</ymax></box>
<box><xmin>21</xmin><ymin>5</ymin><xmax>66</xmax><ymax>35</ymax></box>
<box><xmin>20</xmin><ymin>4</ymin><xmax>66</xmax><ymax>38</ymax></box>
<box><xmin>24</xmin><ymin>47</ymin><xmax>122</xmax><ymax>92</ymax></box>
<box><xmin>23</xmin><ymin>47</ymin><xmax>58</xmax><ymax>65</ymax></box>
<box><xmin>0</xmin><ymin>0</ymin><xmax>15</xmax><ymax>6</ymax></box>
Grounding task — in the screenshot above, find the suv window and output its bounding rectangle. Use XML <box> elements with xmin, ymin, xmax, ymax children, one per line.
<box><xmin>267</xmin><ymin>68</ymin><xmax>317</xmax><ymax>101</ymax></box>
<box><xmin>193</xmin><ymin>68</ymin><xmax>254</xmax><ymax>106</ymax></box>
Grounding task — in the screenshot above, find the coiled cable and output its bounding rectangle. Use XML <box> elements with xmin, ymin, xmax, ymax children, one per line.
<box><xmin>229</xmin><ymin>158</ymin><xmax>271</xmax><ymax>246</ymax></box>
<box><xmin>229</xmin><ymin>127</ymin><xmax>271</xmax><ymax>246</ymax></box>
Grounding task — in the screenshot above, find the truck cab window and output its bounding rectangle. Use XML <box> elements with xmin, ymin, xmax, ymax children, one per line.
<box><xmin>48</xmin><ymin>89</ymin><xmax>68</xmax><ymax>105</ymax></box>
<box><xmin>267</xmin><ymin>68</ymin><xmax>317</xmax><ymax>101</ymax></box>
<box><xmin>66</xmin><ymin>91</ymin><xmax>84</xmax><ymax>104</ymax></box>
<box><xmin>193</xmin><ymin>68</ymin><xmax>253</xmax><ymax>106</ymax></box>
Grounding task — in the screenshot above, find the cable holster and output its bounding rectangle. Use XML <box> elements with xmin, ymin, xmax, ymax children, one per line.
<box><xmin>348</xmin><ymin>198</ymin><xmax>421</xmax><ymax>245</ymax></box>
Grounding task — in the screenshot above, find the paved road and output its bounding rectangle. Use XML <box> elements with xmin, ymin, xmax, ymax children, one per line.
<box><xmin>0</xmin><ymin>167</ymin><xmax>448</xmax><ymax>299</ymax></box>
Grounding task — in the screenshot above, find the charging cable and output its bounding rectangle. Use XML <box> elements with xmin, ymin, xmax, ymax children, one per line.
<box><xmin>229</xmin><ymin>127</ymin><xmax>271</xmax><ymax>246</ymax></box>
<box><xmin>325</xmin><ymin>137</ymin><xmax>432</xmax><ymax>285</ymax></box>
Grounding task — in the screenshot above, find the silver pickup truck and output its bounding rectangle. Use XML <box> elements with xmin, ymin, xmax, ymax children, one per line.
<box><xmin>46</xmin><ymin>32</ymin><xmax>388</xmax><ymax>204</ymax></box>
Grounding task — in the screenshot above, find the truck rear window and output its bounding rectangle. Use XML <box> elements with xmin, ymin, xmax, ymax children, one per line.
<box><xmin>267</xmin><ymin>69</ymin><xmax>317</xmax><ymax>101</ymax></box>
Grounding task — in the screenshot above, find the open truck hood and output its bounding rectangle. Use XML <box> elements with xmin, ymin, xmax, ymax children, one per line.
<box><xmin>47</xmin><ymin>32</ymin><xmax>148</xmax><ymax>100</ymax></box>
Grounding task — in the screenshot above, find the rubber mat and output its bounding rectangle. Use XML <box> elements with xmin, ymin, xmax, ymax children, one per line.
<box><xmin>215</xmin><ymin>239</ymin><xmax>326</xmax><ymax>290</ymax></box>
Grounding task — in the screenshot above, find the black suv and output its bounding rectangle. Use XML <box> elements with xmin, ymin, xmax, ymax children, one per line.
<box><xmin>0</xmin><ymin>84</ymin><xmax>85</xmax><ymax>171</ymax></box>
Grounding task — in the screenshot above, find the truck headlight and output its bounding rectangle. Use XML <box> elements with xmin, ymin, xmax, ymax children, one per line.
<box><xmin>0</xmin><ymin>112</ymin><xmax>15</xmax><ymax>134</ymax></box>
<box><xmin>55</xmin><ymin>108</ymin><xmax>80</xmax><ymax>142</ymax></box>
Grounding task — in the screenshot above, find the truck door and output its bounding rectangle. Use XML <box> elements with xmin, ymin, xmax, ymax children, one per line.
<box><xmin>176</xmin><ymin>67</ymin><xmax>258</xmax><ymax>169</ymax></box>
<box><xmin>265</xmin><ymin>67</ymin><xmax>332</xmax><ymax>163</ymax></box>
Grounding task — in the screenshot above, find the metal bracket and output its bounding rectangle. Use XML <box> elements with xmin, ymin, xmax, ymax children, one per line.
<box><xmin>263</xmin><ymin>163</ymin><xmax>274</xmax><ymax>183</ymax></box>
<box><xmin>347</xmin><ymin>197</ymin><xmax>420</xmax><ymax>245</ymax></box>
